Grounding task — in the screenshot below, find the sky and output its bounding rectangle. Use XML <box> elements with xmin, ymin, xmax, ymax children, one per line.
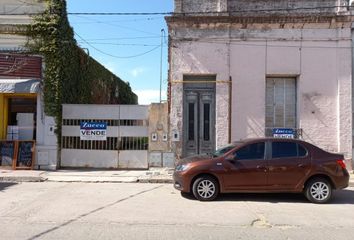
<box><xmin>66</xmin><ymin>0</ymin><xmax>174</xmax><ymax>105</ymax></box>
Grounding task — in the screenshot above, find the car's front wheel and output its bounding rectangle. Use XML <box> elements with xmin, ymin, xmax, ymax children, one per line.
<box><xmin>192</xmin><ymin>176</ymin><xmax>219</xmax><ymax>201</ymax></box>
<box><xmin>305</xmin><ymin>177</ymin><xmax>332</xmax><ymax>204</ymax></box>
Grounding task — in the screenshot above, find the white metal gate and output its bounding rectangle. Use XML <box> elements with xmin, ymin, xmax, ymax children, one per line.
<box><xmin>61</xmin><ymin>104</ymin><xmax>149</xmax><ymax>169</ymax></box>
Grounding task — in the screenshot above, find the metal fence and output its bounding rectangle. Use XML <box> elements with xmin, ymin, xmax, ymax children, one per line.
<box><xmin>61</xmin><ymin>104</ymin><xmax>149</xmax><ymax>169</ymax></box>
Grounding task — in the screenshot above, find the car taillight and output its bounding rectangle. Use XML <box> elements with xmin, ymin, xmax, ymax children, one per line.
<box><xmin>336</xmin><ymin>159</ymin><xmax>346</xmax><ymax>169</ymax></box>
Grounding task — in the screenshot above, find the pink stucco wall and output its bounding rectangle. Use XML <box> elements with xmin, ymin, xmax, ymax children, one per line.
<box><xmin>169</xmin><ymin>24</ymin><xmax>352</xmax><ymax>165</ymax></box>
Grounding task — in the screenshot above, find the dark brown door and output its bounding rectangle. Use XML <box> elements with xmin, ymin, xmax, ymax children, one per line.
<box><xmin>222</xmin><ymin>142</ymin><xmax>267</xmax><ymax>190</ymax></box>
<box><xmin>267</xmin><ymin>141</ymin><xmax>311</xmax><ymax>190</ymax></box>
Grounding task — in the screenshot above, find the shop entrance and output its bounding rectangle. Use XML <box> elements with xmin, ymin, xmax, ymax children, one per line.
<box><xmin>0</xmin><ymin>94</ymin><xmax>37</xmax><ymax>169</ymax></box>
<box><xmin>7</xmin><ymin>97</ymin><xmax>37</xmax><ymax>140</ymax></box>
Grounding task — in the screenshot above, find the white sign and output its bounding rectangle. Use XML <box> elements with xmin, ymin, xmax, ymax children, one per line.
<box><xmin>80</xmin><ymin>122</ymin><xmax>107</xmax><ymax>141</ymax></box>
<box><xmin>273</xmin><ymin>128</ymin><xmax>295</xmax><ymax>139</ymax></box>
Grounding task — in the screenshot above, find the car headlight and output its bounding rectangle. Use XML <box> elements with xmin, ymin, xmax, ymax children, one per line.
<box><xmin>175</xmin><ymin>164</ymin><xmax>190</xmax><ymax>172</ymax></box>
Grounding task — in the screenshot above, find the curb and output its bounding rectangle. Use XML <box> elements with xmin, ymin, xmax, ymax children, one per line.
<box><xmin>45</xmin><ymin>180</ymin><xmax>137</xmax><ymax>183</ymax></box>
<box><xmin>0</xmin><ymin>177</ymin><xmax>47</xmax><ymax>182</ymax></box>
<box><xmin>0</xmin><ymin>178</ymin><xmax>351</xmax><ymax>186</ymax></box>
<box><xmin>43</xmin><ymin>179</ymin><xmax>173</xmax><ymax>184</ymax></box>
<box><xmin>43</xmin><ymin>176</ymin><xmax>173</xmax><ymax>184</ymax></box>
<box><xmin>0</xmin><ymin>177</ymin><xmax>173</xmax><ymax>184</ymax></box>
<box><xmin>138</xmin><ymin>178</ymin><xmax>173</xmax><ymax>184</ymax></box>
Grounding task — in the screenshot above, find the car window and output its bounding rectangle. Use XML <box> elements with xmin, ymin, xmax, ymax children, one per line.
<box><xmin>212</xmin><ymin>144</ymin><xmax>236</xmax><ymax>157</ymax></box>
<box><xmin>272</xmin><ymin>142</ymin><xmax>306</xmax><ymax>158</ymax></box>
<box><xmin>234</xmin><ymin>142</ymin><xmax>265</xmax><ymax>160</ymax></box>
<box><xmin>298</xmin><ymin>144</ymin><xmax>307</xmax><ymax>157</ymax></box>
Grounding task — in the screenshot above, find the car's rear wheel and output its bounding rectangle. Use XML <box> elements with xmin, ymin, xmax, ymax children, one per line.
<box><xmin>305</xmin><ymin>178</ymin><xmax>332</xmax><ymax>204</ymax></box>
<box><xmin>192</xmin><ymin>176</ymin><xmax>219</xmax><ymax>201</ymax></box>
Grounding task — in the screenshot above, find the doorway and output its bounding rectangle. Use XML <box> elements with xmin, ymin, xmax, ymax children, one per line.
<box><xmin>183</xmin><ymin>75</ymin><xmax>216</xmax><ymax>157</ymax></box>
<box><xmin>6</xmin><ymin>96</ymin><xmax>37</xmax><ymax>141</ymax></box>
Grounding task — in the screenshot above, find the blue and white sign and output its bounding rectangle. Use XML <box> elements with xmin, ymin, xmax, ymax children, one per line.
<box><xmin>272</xmin><ymin>128</ymin><xmax>295</xmax><ymax>139</ymax></box>
<box><xmin>80</xmin><ymin>122</ymin><xmax>107</xmax><ymax>140</ymax></box>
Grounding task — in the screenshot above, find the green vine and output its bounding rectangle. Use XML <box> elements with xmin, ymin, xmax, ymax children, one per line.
<box><xmin>26</xmin><ymin>0</ymin><xmax>137</xmax><ymax>147</ymax></box>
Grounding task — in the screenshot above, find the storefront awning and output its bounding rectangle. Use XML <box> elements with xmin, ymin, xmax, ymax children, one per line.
<box><xmin>0</xmin><ymin>79</ymin><xmax>41</xmax><ymax>93</ymax></box>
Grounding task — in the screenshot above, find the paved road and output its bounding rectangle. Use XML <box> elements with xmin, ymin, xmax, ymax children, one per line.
<box><xmin>1</xmin><ymin>182</ymin><xmax>354</xmax><ymax>240</ymax></box>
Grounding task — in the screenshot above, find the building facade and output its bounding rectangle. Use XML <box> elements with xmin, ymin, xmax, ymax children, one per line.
<box><xmin>166</xmin><ymin>0</ymin><xmax>353</xmax><ymax>169</ymax></box>
<box><xmin>0</xmin><ymin>0</ymin><xmax>137</xmax><ymax>170</ymax></box>
<box><xmin>0</xmin><ymin>0</ymin><xmax>56</xmax><ymax>169</ymax></box>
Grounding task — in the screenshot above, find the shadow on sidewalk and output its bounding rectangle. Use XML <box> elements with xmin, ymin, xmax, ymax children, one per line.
<box><xmin>0</xmin><ymin>182</ymin><xmax>18</xmax><ymax>192</ymax></box>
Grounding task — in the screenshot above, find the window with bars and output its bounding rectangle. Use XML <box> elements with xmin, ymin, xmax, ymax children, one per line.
<box><xmin>265</xmin><ymin>77</ymin><xmax>297</xmax><ymax>137</ymax></box>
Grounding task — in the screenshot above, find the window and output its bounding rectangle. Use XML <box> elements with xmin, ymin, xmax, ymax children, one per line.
<box><xmin>188</xmin><ymin>103</ymin><xmax>195</xmax><ymax>141</ymax></box>
<box><xmin>212</xmin><ymin>143</ymin><xmax>238</xmax><ymax>158</ymax></box>
<box><xmin>265</xmin><ymin>78</ymin><xmax>296</xmax><ymax>136</ymax></box>
<box><xmin>298</xmin><ymin>144</ymin><xmax>307</xmax><ymax>157</ymax></box>
<box><xmin>272</xmin><ymin>142</ymin><xmax>307</xmax><ymax>158</ymax></box>
<box><xmin>203</xmin><ymin>103</ymin><xmax>210</xmax><ymax>141</ymax></box>
<box><xmin>235</xmin><ymin>142</ymin><xmax>265</xmax><ymax>160</ymax></box>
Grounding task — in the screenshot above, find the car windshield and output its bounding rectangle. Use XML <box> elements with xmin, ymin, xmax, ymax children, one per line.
<box><xmin>212</xmin><ymin>142</ymin><xmax>243</xmax><ymax>157</ymax></box>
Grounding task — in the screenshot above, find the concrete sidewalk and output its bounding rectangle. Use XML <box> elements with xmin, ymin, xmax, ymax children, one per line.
<box><xmin>0</xmin><ymin>168</ymin><xmax>174</xmax><ymax>183</ymax></box>
<box><xmin>0</xmin><ymin>169</ymin><xmax>46</xmax><ymax>182</ymax></box>
<box><xmin>1</xmin><ymin>168</ymin><xmax>353</xmax><ymax>186</ymax></box>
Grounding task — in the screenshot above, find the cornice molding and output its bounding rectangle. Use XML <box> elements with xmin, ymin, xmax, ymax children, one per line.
<box><xmin>166</xmin><ymin>14</ymin><xmax>353</xmax><ymax>26</ymax></box>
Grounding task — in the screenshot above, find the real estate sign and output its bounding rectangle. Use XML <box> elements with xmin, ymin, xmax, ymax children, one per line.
<box><xmin>80</xmin><ymin>122</ymin><xmax>107</xmax><ymax>141</ymax></box>
<box><xmin>272</xmin><ymin>128</ymin><xmax>295</xmax><ymax>139</ymax></box>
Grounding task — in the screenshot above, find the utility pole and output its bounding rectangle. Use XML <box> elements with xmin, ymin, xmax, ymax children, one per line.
<box><xmin>159</xmin><ymin>29</ymin><xmax>165</xmax><ymax>103</ymax></box>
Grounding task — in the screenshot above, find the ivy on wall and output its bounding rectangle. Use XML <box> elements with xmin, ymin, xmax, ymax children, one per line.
<box><xmin>26</xmin><ymin>0</ymin><xmax>137</xmax><ymax>144</ymax></box>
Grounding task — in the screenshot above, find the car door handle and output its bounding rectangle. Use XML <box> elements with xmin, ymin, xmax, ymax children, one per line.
<box><xmin>228</xmin><ymin>160</ymin><xmax>236</xmax><ymax>165</ymax></box>
<box><xmin>298</xmin><ymin>164</ymin><xmax>305</xmax><ymax>168</ymax></box>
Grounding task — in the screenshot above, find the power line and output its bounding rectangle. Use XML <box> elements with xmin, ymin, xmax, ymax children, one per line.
<box><xmin>68</xmin><ymin>12</ymin><xmax>171</xmax><ymax>16</ymax></box>
<box><xmin>77</xmin><ymin>36</ymin><xmax>164</xmax><ymax>41</ymax></box>
<box><xmin>3</xmin><ymin>36</ymin><xmax>164</xmax><ymax>41</ymax></box>
<box><xmin>2</xmin><ymin>34</ymin><xmax>351</xmax><ymax>49</ymax></box>
<box><xmin>72</xmin><ymin>15</ymin><xmax>160</xmax><ymax>37</ymax></box>
<box><xmin>2</xmin><ymin>5</ymin><xmax>354</xmax><ymax>16</ymax></box>
<box><xmin>76</xmin><ymin>42</ymin><xmax>162</xmax><ymax>47</ymax></box>
<box><xmin>69</xmin><ymin>16</ymin><xmax>163</xmax><ymax>24</ymax></box>
<box><xmin>74</xmin><ymin>32</ymin><xmax>161</xmax><ymax>59</ymax></box>
<box><xmin>67</xmin><ymin>5</ymin><xmax>354</xmax><ymax>16</ymax></box>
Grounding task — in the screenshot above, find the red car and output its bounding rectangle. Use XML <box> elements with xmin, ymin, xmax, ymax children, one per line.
<box><xmin>173</xmin><ymin>138</ymin><xmax>349</xmax><ymax>203</ymax></box>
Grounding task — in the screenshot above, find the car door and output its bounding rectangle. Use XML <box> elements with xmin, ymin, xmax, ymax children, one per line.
<box><xmin>267</xmin><ymin>140</ymin><xmax>311</xmax><ymax>190</ymax></box>
<box><xmin>222</xmin><ymin>141</ymin><xmax>268</xmax><ymax>191</ymax></box>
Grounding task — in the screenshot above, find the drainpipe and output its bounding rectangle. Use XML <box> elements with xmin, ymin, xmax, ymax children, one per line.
<box><xmin>351</xmin><ymin>19</ymin><xmax>354</xmax><ymax>171</ymax></box>
<box><xmin>228</xmin><ymin>76</ymin><xmax>232</xmax><ymax>144</ymax></box>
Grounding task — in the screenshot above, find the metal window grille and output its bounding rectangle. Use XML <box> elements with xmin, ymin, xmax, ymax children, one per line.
<box><xmin>62</xmin><ymin>136</ymin><xmax>148</xmax><ymax>151</ymax></box>
<box><xmin>265</xmin><ymin>77</ymin><xmax>297</xmax><ymax>137</ymax></box>
<box><xmin>62</xmin><ymin>119</ymin><xmax>147</xmax><ymax>126</ymax></box>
